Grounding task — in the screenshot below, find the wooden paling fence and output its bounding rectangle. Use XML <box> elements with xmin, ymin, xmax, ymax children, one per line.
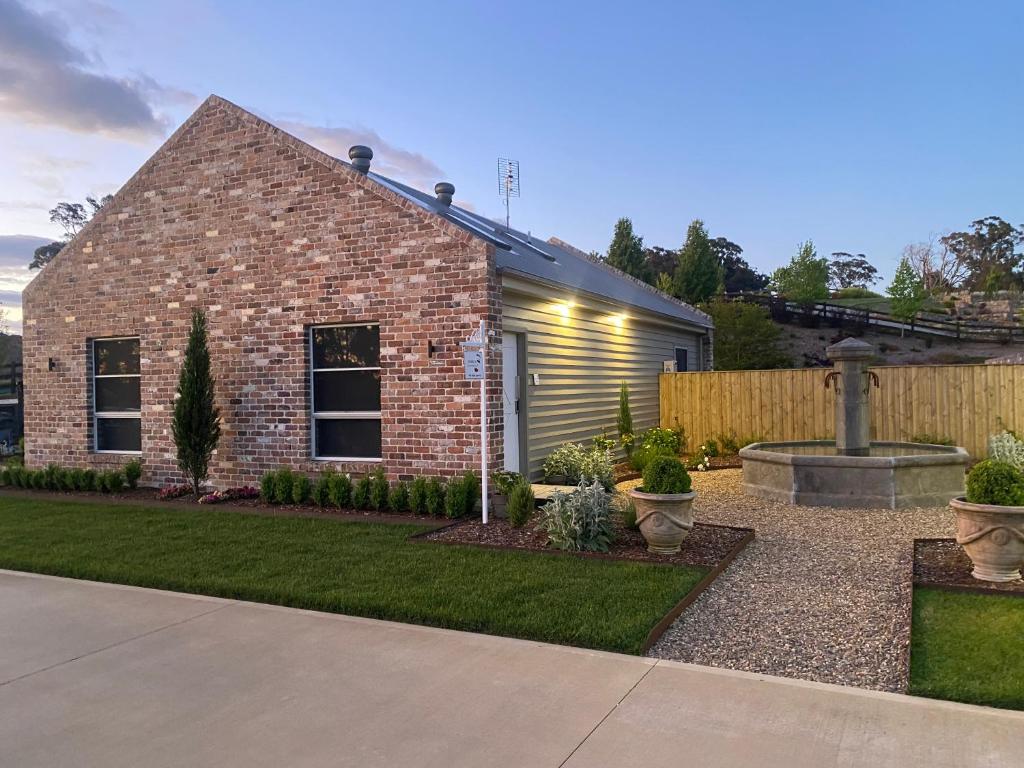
<box><xmin>659</xmin><ymin>364</ymin><xmax>1024</xmax><ymax>458</ymax></box>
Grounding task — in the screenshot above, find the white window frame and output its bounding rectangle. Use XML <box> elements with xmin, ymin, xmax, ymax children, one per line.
<box><xmin>310</xmin><ymin>323</ymin><xmax>382</xmax><ymax>462</ymax></box>
<box><xmin>92</xmin><ymin>336</ymin><xmax>142</xmax><ymax>455</ymax></box>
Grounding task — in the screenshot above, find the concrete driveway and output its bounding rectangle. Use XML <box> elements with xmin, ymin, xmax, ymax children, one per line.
<box><xmin>1</xmin><ymin>570</ymin><xmax>1022</xmax><ymax>767</ymax></box>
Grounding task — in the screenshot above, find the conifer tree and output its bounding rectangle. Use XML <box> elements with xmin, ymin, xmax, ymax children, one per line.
<box><xmin>887</xmin><ymin>257</ymin><xmax>928</xmax><ymax>336</ymax></box>
<box><xmin>606</xmin><ymin>218</ymin><xmax>649</xmax><ymax>282</ymax></box>
<box><xmin>172</xmin><ymin>309</ymin><xmax>221</xmax><ymax>494</ymax></box>
<box><xmin>673</xmin><ymin>219</ymin><xmax>723</xmax><ymax>303</ymax></box>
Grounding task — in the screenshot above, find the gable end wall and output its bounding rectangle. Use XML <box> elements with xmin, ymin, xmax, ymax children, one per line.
<box><xmin>21</xmin><ymin>98</ymin><xmax>502</xmax><ymax>487</ymax></box>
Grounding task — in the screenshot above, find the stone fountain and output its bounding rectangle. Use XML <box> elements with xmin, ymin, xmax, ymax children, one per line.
<box><xmin>739</xmin><ymin>338</ymin><xmax>969</xmax><ymax>509</ymax></box>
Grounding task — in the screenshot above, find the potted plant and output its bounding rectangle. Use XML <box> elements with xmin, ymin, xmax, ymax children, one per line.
<box><xmin>950</xmin><ymin>459</ymin><xmax>1024</xmax><ymax>582</ymax></box>
<box><xmin>628</xmin><ymin>455</ymin><xmax>696</xmax><ymax>554</ymax></box>
<box><xmin>490</xmin><ymin>470</ymin><xmax>523</xmax><ymax>518</ymax></box>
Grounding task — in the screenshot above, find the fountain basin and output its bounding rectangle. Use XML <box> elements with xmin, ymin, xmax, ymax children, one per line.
<box><xmin>739</xmin><ymin>440</ymin><xmax>969</xmax><ymax>509</ymax></box>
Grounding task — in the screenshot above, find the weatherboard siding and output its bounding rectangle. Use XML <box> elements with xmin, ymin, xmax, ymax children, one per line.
<box><xmin>501</xmin><ymin>275</ymin><xmax>707</xmax><ymax>477</ymax></box>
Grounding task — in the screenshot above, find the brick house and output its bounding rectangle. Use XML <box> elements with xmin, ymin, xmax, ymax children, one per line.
<box><xmin>22</xmin><ymin>95</ymin><xmax>712</xmax><ymax>488</ymax></box>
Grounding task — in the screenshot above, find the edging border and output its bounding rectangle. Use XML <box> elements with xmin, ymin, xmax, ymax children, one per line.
<box><xmin>640</xmin><ymin>527</ymin><xmax>754</xmax><ymax>654</ymax></box>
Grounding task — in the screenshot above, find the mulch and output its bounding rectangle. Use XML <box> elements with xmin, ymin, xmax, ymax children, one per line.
<box><xmin>424</xmin><ymin>515</ymin><xmax>752</xmax><ymax>570</ymax></box>
<box><xmin>914</xmin><ymin>539</ymin><xmax>1024</xmax><ymax>595</ymax></box>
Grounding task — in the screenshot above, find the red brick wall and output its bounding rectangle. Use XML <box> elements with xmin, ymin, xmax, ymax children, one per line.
<box><xmin>22</xmin><ymin>97</ymin><xmax>504</xmax><ymax>488</ymax></box>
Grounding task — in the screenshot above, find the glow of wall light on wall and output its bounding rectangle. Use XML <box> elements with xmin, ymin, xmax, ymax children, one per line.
<box><xmin>552</xmin><ymin>301</ymin><xmax>574</xmax><ymax>324</ymax></box>
<box><xmin>605</xmin><ymin>312</ymin><xmax>627</xmax><ymax>333</ymax></box>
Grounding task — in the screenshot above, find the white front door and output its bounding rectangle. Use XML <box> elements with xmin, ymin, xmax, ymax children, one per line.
<box><xmin>501</xmin><ymin>332</ymin><xmax>520</xmax><ymax>472</ymax></box>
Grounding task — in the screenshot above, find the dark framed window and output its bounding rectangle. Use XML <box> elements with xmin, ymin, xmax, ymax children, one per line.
<box><xmin>92</xmin><ymin>337</ymin><xmax>141</xmax><ymax>453</ymax></box>
<box><xmin>674</xmin><ymin>347</ymin><xmax>688</xmax><ymax>372</ymax></box>
<box><xmin>310</xmin><ymin>324</ymin><xmax>381</xmax><ymax>460</ymax></box>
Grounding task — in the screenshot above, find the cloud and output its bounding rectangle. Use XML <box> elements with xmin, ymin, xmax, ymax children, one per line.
<box><xmin>276</xmin><ymin>119</ymin><xmax>446</xmax><ymax>192</ymax></box>
<box><xmin>0</xmin><ymin>235</ymin><xmax>51</xmax><ymax>269</ymax></box>
<box><xmin>0</xmin><ymin>0</ymin><xmax>173</xmax><ymax>136</ymax></box>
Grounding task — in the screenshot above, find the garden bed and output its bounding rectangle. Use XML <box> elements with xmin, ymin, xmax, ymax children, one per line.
<box><xmin>913</xmin><ymin>538</ymin><xmax>1024</xmax><ymax>595</ymax></box>
<box><xmin>425</xmin><ymin>516</ymin><xmax>751</xmax><ymax>570</ymax></box>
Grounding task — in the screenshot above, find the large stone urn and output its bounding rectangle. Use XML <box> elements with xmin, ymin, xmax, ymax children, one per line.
<box><xmin>950</xmin><ymin>497</ymin><xmax>1024</xmax><ymax>582</ymax></box>
<box><xmin>628</xmin><ymin>489</ymin><xmax>696</xmax><ymax>554</ymax></box>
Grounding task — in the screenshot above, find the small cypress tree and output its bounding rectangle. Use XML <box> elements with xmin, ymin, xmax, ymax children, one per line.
<box><xmin>617</xmin><ymin>381</ymin><xmax>633</xmax><ymax>455</ymax></box>
<box><xmin>172</xmin><ymin>309</ymin><xmax>221</xmax><ymax>495</ymax></box>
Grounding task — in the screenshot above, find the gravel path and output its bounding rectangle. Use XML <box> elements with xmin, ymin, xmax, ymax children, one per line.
<box><xmin>638</xmin><ymin>469</ymin><xmax>955</xmax><ymax>693</ymax></box>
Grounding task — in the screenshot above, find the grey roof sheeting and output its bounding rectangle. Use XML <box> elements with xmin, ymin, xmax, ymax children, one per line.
<box><xmin>366</xmin><ymin>171</ymin><xmax>712</xmax><ymax>329</ymax></box>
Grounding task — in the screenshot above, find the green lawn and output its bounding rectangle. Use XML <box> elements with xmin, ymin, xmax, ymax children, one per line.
<box><xmin>910</xmin><ymin>588</ymin><xmax>1024</xmax><ymax>710</ymax></box>
<box><xmin>0</xmin><ymin>496</ymin><xmax>706</xmax><ymax>654</ymax></box>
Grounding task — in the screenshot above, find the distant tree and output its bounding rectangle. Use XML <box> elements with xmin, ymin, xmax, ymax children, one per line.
<box><xmin>654</xmin><ymin>272</ymin><xmax>674</xmax><ymax>294</ymax></box>
<box><xmin>710</xmin><ymin>237</ymin><xmax>768</xmax><ymax>293</ymax></box>
<box><xmin>903</xmin><ymin>237</ymin><xmax>969</xmax><ymax>293</ymax></box>
<box><xmin>887</xmin><ymin>258</ymin><xmax>928</xmax><ymax>335</ymax></box>
<box><xmin>940</xmin><ymin>216</ymin><xmax>1023</xmax><ymax>293</ymax></box>
<box><xmin>172</xmin><ymin>309</ymin><xmax>222</xmax><ymax>495</ymax></box>
<box><xmin>605</xmin><ymin>218</ymin><xmax>649</xmax><ymax>282</ymax></box>
<box><xmin>673</xmin><ymin>219</ymin><xmax>723</xmax><ymax>304</ymax></box>
<box><xmin>770</xmin><ymin>240</ymin><xmax>829</xmax><ymax>303</ymax></box>
<box><xmin>704</xmin><ymin>299</ymin><xmax>791</xmax><ymax>370</ymax></box>
<box><xmin>643</xmin><ymin>246</ymin><xmax>677</xmax><ymax>284</ymax></box>
<box><xmin>29</xmin><ymin>195</ymin><xmax>113</xmax><ymax>269</ymax></box>
<box><xmin>828</xmin><ymin>252</ymin><xmax>879</xmax><ymax>290</ymax></box>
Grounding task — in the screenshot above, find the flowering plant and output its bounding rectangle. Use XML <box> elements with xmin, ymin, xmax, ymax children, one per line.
<box><xmin>159</xmin><ymin>484</ymin><xmax>191</xmax><ymax>500</ymax></box>
<box><xmin>198</xmin><ymin>486</ymin><xmax>259</xmax><ymax>504</ymax></box>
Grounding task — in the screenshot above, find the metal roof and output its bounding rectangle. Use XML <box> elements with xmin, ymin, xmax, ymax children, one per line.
<box><xmin>367</xmin><ymin>172</ymin><xmax>713</xmax><ymax>329</ymax></box>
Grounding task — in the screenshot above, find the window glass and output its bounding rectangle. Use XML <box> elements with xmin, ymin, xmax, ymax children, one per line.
<box><xmin>94</xmin><ymin>338</ymin><xmax>141</xmax><ymax>375</ymax></box>
<box><xmin>314</xmin><ymin>418</ymin><xmax>382</xmax><ymax>459</ymax></box>
<box><xmin>313</xmin><ymin>370</ymin><xmax>381</xmax><ymax>412</ymax></box>
<box><xmin>96</xmin><ymin>417</ymin><xmax>141</xmax><ymax>452</ymax></box>
<box><xmin>312</xmin><ymin>325</ymin><xmax>379</xmax><ymax>369</ymax></box>
<box><xmin>310</xmin><ymin>324</ymin><xmax>381</xmax><ymax>459</ymax></box>
<box><xmin>95</xmin><ymin>377</ymin><xmax>142</xmax><ymax>412</ymax></box>
<box><xmin>675</xmin><ymin>348</ymin><xmax>688</xmax><ymax>372</ymax></box>
<box><xmin>93</xmin><ymin>337</ymin><xmax>141</xmax><ymax>452</ymax></box>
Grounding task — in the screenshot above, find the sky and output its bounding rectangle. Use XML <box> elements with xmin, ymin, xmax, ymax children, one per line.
<box><xmin>1</xmin><ymin>0</ymin><xmax>1022</xmax><ymax>333</ymax></box>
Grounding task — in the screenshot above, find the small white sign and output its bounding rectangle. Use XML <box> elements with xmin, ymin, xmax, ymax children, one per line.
<box><xmin>463</xmin><ymin>348</ymin><xmax>484</xmax><ymax>380</ymax></box>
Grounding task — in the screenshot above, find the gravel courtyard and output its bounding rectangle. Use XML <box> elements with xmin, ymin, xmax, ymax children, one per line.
<box><xmin>637</xmin><ymin>469</ymin><xmax>955</xmax><ymax>693</ymax></box>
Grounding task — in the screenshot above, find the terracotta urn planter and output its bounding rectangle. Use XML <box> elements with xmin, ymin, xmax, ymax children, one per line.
<box><xmin>628</xmin><ymin>488</ymin><xmax>697</xmax><ymax>554</ymax></box>
<box><xmin>950</xmin><ymin>497</ymin><xmax>1024</xmax><ymax>582</ymax></box>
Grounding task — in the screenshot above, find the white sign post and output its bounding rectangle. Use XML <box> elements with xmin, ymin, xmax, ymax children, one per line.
<box><xmin>461</xmin><ymin>320</ymin><xmax>488</xmax><ymax>524</ymax></box>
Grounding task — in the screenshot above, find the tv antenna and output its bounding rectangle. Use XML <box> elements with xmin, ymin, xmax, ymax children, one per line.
<box><xmin>497</xmin><ymin>158</ymin><xmax>519</xmax><ymax>229</ymax></box>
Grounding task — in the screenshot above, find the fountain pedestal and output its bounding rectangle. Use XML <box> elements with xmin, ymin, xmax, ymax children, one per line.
<box><xmin>826</xmin><ymin>338</ymin><xmax>874</xmax><ymax>456</ymax></box>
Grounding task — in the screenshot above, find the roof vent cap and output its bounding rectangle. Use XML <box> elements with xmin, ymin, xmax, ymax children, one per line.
<box><xmin>434</xmin><ymin>182</ymin><xmax>455</xmax><ymax>206</ymax></box>
<box><xmin>348</xmin><ymin>145</ymin><xmax>373</xmax><ymax>174</ymax></box>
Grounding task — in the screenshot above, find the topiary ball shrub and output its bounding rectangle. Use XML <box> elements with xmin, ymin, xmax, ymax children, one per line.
<box><xmin>506</xmin><ymin>482</ymin><xmax>535</xmax><ymax>528</ymax></box>
<box><xmin>965</xmin><ymin>460</ymin><xmax>1024</xmax><ymax>506</ymax></box>
<box><xmin>641</xmin><ymin>455</ymin><xmax>692</xmax><ymax>495</ymax></box>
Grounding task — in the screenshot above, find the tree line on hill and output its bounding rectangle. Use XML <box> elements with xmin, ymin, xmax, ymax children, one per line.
<box><xmin>601</xmin><ymin>214</ymin><xmax>1023</xmax><ymax>369</ymax></box>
